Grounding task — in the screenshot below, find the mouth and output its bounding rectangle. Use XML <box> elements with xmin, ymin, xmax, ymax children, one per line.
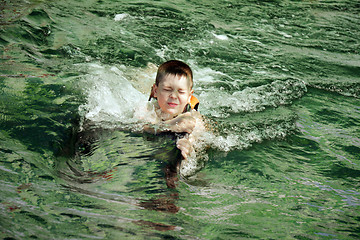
<box><xmin>167</xmin><ymin>102</ymin><xmax>178</xmax><ymax>108</ymax></box>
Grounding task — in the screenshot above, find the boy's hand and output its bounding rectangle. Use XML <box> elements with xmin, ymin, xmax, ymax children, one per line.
<box><xmin>166</xmin><ymin>112</ymin><xmax>196</xmax><ymax>134</ymax></box>
<box><xmin>176</xmin><ymin>138</ymin><xmax>194</xmax><ymax>159</ymax></box>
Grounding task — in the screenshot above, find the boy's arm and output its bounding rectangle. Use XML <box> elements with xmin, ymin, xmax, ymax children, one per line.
<box><xmin>142</xmin><ymin>110</ymin><xmax>206</xmax><ymax>160</ymax></box>
<box><xmin>143</xmin><ymin>112</ymin><xmax>196</xmax><ymax>135</ymax></box>
<box><xmin>143</xmin><ymin>122</ymin><xmax>170</xmax><ymax>135</ymax></box>
<box><xmin>176</xmin><ymin>111</ymin><xmax>206</xmax><ymax>159</ymax></box>
<box><xmin>177</xmin><ymin>137</ymin><xmax>195</xmax><ymax>159</ymax></box>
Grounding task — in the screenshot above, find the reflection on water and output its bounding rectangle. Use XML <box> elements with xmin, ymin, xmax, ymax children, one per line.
<box><xmin>59</xmin><ymin>124</ymin><xmax>183</xmax><ymax>214</ymax></box>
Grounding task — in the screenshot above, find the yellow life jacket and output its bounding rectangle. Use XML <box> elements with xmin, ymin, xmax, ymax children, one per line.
<box><xmin>186</xmin><ymin>95</ymin><xmax>199</xmax><ymax>112</ymax></box>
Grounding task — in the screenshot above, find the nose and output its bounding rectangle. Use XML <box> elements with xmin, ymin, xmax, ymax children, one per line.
<box><xmin>169</xmin><ymin>91</ymin><xmax>177</xmax><ymax>99</ymax></box>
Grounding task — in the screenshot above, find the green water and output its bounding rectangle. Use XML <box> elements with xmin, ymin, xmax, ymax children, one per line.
<box><xmin>1</xmin><ymin>0</ymin><xmax>359</xmax><ymax>239</ymax></box>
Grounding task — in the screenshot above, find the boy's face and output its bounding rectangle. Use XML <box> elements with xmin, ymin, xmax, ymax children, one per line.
<box><xmin>153</xmin><ymin>74</ymin><xmax>193</xmax><ymax>119</ymax></box>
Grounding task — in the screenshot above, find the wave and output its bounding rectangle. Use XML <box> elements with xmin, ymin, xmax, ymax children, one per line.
<box><xmin>77</xmin><ymin>63</ymin><xmax>301</xmax><ymax>157</ymax></box>
<box><xmin>198</xmin><ymin>78</ymin><xmax>307</xmax><ymax>118</ymax></box>
<box><xmin>77</xmin><ymin>63</ymin><xmax>149</xmax><ymax>128</ymax></box>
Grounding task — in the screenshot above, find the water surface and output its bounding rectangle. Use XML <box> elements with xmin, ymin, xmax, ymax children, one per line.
<box><xmin>1</xmin><ymin>0</ymin><xmax>359</xmax><ymax>239</ymax></box>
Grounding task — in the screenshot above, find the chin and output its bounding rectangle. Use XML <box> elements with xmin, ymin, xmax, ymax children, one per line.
<box><xmin>165</xmin><ymin>109</ymin><xmax>181</xmax><ymax>116</ymax></box>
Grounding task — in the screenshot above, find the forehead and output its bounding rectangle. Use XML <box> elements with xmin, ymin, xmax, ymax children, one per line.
<box><xmin>160</xmin><ymin>74</ymin><xmax>191</xmax><ymax>88</ymax></box>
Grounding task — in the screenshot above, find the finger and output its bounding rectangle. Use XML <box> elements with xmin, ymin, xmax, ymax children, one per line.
<box><xmin>177</xmin><ymin>138</ymin><xmax>190</xmax><ymax>147</ymax></box>
<box><xmin>177</xmin><ymin>143</ymin><xmax>189</xmax><ymax>154</ymax></box>
<box><xmin>178</xmin><ymin>145</ymin><xmax>190</xmax><ymax>159</ymax></box>
<box><xmin>181</xmin><ymin>150</ymin><xmax>188</xmax><ymax>159</ymax></box>
<box><xmin>177</xmin><ymin>140</ymin><xmax>193</xmax><ymax>159</ymax></box>
<box><xmin>177</xmin><ymin>142</ymin><xmax>189</xmax><ymax>154</ymax></box>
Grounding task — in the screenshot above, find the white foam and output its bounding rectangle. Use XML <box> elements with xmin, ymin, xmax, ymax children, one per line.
<box><xmin>197</xmin><ymin>78</ymin><xmax>306</xmax><ymax>117</ymax></box>
<box><xmin>76</xmin><ymin>62</ymin><xmax>303</xmax><ymax>177</ymax></box>
<box><xmin>180</xmin><ymin>153</ymin><xmax>208</xmax><ymax>178</ymax></box>
<box><xmin>278</xmin><ymin>31</ymin><xmax>292</xmax><ymax>38</ymax></box>
<box><xmin>194</xmin><ymin>66</ymin><xmax>230</xmax><ymax>84</ymax></box>
<box><xmin>114</xmin><ymin>13</ymin><xmax>129</xmax><ymax>21</ymax></box>
<box><xmin>155</xmin><ymin>45</ymin><xmax>169</xmax><ymax>59</ymax></box>
<box><xmin>77</xmin><ymin>63</ymin><xmax>148</xmax><ymax>127</ymax></box>
<box><xmin>190</xmin><ymin>65</ymin><xmax>306</xmax><ymax>118</ymax></box>
<box><xmin>212</xmin><ymin>33</ymin><xmax>229</xmax><ymax>40</ymax></box>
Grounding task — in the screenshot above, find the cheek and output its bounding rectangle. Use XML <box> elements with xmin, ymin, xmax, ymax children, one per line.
<box><xmin>156</xmin><ymin>90</ymin><xmax>166</xmax><ymax>99</ymax></box>
<box><xmin>158</xmin><ymin>93</ymin><xmax>170</xmax><ymax>106</ymax></box>
<box><xmin>183</xmin><ymin>94</ymin><xmax>191</xmax><ymax>102</ymax></box>
<box><xmin>161</xmin><ymin>93</ymin><xmax>171</xmax><ymax>101</ymax></box>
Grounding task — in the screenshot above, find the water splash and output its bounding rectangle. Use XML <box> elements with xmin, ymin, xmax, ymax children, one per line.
<box><xmin>77</xmin><ymin>62</ymin><xmax>302</xmax><ymax>155</ymax></box>
<box><xmin>77</xmin><ymin>63</ymin><xmax>148</xmax><ymax>128</ymax></box>
<box><xmin>199</xmin><ymin>78</ymin><xmax>307</xmax><ymax>118</ymax></box>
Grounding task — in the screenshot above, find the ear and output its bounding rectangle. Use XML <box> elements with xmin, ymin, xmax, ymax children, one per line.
<box><xmin>188</xmin><ymin>89</ymin><xmax>194</xmax><ymax>103</ymax></box>
<box><xmin>152</xmin><ymin>84</ymin><xmax>158</xmax><ymax>98</ymax></box>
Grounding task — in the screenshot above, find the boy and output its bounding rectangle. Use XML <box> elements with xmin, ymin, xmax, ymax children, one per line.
<box><xmin>144</xmin><ymin>60</ymin><xmax>205</xmax><ymax>168</ymax></box>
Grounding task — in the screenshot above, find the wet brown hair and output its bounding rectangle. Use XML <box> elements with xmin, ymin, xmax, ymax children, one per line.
<box><xmin>155</xmin><ymin>60</ymin><xmax>193</xmax><ymax>89</ymax></box>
